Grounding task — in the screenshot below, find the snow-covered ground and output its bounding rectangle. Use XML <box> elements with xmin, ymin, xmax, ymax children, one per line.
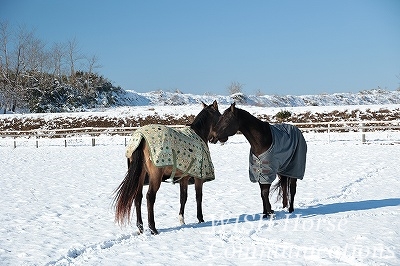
<box><xmin>1</xmin><ymin>128</ymin><xmax>400</xmax><ymax>265</ymax></box>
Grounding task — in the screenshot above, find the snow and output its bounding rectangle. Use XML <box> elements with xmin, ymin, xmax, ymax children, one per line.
<box><xmin>1</xmin><ymin>126</ymin><xmax>400</xmax><ymax>265</ymax></box>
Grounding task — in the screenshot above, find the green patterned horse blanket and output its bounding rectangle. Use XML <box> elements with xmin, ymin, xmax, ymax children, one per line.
<box><xmin>126</xmin><ymin>125</ymin><xmax>215</xmax><ymax>182</ymax></box>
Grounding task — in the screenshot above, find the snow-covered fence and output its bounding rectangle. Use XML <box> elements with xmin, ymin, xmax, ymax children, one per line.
<box><xmin>0</xmin><ymin>125</ymin><xmax>183</xmax><ymax>148</ymax></box>
<box><xmin>1</xmin><ymin>121</ymin><xmax>399</xmax><ymax>147</ymax></box>
<box><xmin>291</xmin><ymin>120</ymin><xmax>400</xmax><ymax>143</ymax></box>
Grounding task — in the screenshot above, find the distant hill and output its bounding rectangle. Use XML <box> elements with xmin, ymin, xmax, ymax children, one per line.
<box><xmin>118</xmin><ymin>88</ymin><xmax>400</xmax><ymax>108</ymax></box>
<box><xmin>2</xmin><ymin>88</ymin><xmax>400</xmax><ymax>114</ymax></box>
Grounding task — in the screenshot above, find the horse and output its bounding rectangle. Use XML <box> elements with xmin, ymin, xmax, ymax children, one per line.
<box><xmin>210</xmin><ymin>103</ymin><xmax>307</xmax><ymax>217</ymax></box>
<box><xmin>114</xmin><ymin>101</ymin><xmax>221</xmax><ymax>235</ymax></box>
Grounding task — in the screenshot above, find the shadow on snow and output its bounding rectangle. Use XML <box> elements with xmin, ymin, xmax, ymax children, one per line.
<box><xmin>299</xmin><ymin>198</ymin><xmax>400</xmax><ymax>217</ymax></box>
<box><xmin>47</xmin><ymin>198</ymin><xmax>400</xmax><ymax>264</ymax></box>
<box><xmin>158</xmin><ymin>198</ymin><xmax>400</xmax><ymax>234</ymax></box>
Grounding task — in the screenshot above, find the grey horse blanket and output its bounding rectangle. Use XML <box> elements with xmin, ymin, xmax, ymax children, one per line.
<box><xmin>126</xmin><ymin>125</ymin><xmax>215</xmax><ymax>182</ymax></box>
<box><xmin>249</xmin><ymin>123</ymin><xmax>307</xmax><ymax>184</ymax></box>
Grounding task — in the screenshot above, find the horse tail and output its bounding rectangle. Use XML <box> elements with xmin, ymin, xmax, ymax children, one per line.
<box><xmin>272</xmin><ymin>176</ymin><xmax>290</xmax><ymax>204</ymax></box>
<box><xmin>114</xmin><ymin>139</ymin><xmax>144</xmax><ymax>226</ymax></box>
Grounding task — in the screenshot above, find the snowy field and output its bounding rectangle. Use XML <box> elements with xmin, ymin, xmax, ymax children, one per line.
<box><xmin>1</xmin><ymin>129</ymin><xmax>400</xmax><ymax>265</ymax></box>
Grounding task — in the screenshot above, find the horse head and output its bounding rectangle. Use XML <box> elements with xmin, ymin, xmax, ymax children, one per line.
<box><xmin>209</xmin><ymin>102</ymin><xmax>240</xmax><ymax>144</ymax></box>
<box><xmin>190</xmin><ymin>100</ymin><xmax>221</xmax><ymax>144</ymax></box>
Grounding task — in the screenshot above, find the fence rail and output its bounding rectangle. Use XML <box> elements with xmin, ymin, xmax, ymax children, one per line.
<box><xmin>0</xmin><ymin>125</ymin><xmax>184</xmax><ymax>138</ymax></box>
<box><xmin>291</xmin><ymin>120</ymin><xmax>400</xmax><ymax>132</ymax></box>
<box><xmin>1</xmin><ymin>120</ymin><xmax>399</xmax><ymax>147</ymax></box>
<box><xmin>1</xmin><ymin>120</ymin><xmax>399</xmax><ymax>137</ymax></box>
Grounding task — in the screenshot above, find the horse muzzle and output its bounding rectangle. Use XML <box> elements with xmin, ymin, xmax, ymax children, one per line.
<box><xmin>209</xmin><ymin>132</ymin><xmax>228</xmax><ymax>144</ymax></box>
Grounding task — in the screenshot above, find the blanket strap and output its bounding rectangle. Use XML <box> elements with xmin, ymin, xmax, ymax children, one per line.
<box><xmin>170</xmin><ymin>150</ymin><xmax>197</xmax><ymax>184</ymax></box>
<box><xmin>183</xmin><ymin>157</ymin><xmax>196</xmax><ymax>178</ymax></box>
<box><xmin>169</xmin><ymin>149</ymin><xmax>178</xmax><ymax>182</ymax></box>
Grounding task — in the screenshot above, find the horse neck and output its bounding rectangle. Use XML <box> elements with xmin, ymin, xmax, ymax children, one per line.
<box><xmin>237</xmin><ymin>109</ymin><xmax>272</xmax><ymax>156</ymax></box>
<box><xmin>190</xmin><ymin>111</ymin><xmax>210</xmax><ymax>144</ymax></box>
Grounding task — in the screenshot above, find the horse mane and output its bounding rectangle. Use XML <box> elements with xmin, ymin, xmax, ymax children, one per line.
<box><xmin>189</xmin><ymin>106</ymin><xmax>212</xmax><ymax>143</ymax></box>
<box><xmin>235</xmin><ymin>106</ymin><xmax>273</xmax><ymax>153</ymax></box>
<box><xmin>236</xmin><ymin>107</ymin><xmax>269</xmax><ymax>128</ymax></box>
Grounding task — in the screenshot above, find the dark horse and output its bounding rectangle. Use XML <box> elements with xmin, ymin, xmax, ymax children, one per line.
<box><xmin>114</xmin><ymin>101</ymin><xmax>221</xmax><ymax>234</ymax></box>
<box><xmin>210</xmin><ymin>103</ymin><xmax>307</xmax><ymax>217</ymax></box>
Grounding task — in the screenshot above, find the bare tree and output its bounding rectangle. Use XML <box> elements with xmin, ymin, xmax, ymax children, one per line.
<box><xmin>67</xmin><ymin>37</ymin><xmax>83</xmax><ymax>82</ymax></box>
<box><xmin>3</xmin><ymin>25</ymin><xmax>37</xmax><ymax>111</ymax></box>
<box><xmin>87</xmin><ymin>55</ymin><xmax>102</xmax><ymax>75</ymax></box>
<box><xmin>0</xmin><ymin>21</ymin><xmax>11</xmax><ymax>112</ymax></box>
<box><xmin>13</xmin><ymin>26</ymin><xmax>35</xmax><ymax>80</ymax></box>
<box><xmin>227</xmin><ymin>81</ymin><xmax>244</xmax><ymax>95</ymax></box>
<box><xmin>4</xmin><ymin>25</ymin><xmax>51</xmax><ymax>111</ymax></box>
<box><xmin>22</xmin><ymin>35</ymin><xmax>47</xmax><ymax>90</ymax></box>
<box><xmin>0</xmin><ymin>21</ymin><xmax>10</xmax><ymax>76</ymax></box>
<box><xmin>24</xmin><ymin>36</ymin><xmax>44</xmax><ymax>70</ymax></box>
<box><xmin>84</xmin><ymin>54</ymin><xmax>102</xmax><ymax>92</ymax></box>
<box><xmin>50</xmin><ymin>42</ymin><xmax>66</xmax><ymax>79</ymax></box>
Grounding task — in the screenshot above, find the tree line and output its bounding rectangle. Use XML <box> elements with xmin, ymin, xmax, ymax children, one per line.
<box><xmin>0</xmin><ymin>21</ymin><xmax>122</xmax><ymax>113</ymax></box>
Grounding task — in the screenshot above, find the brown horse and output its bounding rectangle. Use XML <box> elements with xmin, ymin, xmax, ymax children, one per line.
<box><xmin>210</xmin><ymin>103</ymin><xmax>307</xmax><ymax>217</ymax></box>
<box><xmin>114</xmin><ymin>101</ymin><xmax>221</xmax><ymax>234</ymax></box>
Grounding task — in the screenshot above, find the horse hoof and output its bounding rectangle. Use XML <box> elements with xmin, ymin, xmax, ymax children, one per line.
<box><xmin>150</xmin><ymin>227</ymin><xmax>159</xmax><ymax>235</ymax></box>
<box><xmin>137</xmin><ymin>223</ymin><xmax>144</xmax><ymax>234</ymax></box>
<box><xmin>289</xmin><ymin>207</ymin><xmax>294</xmax><ymax>213</ymax></box>
<box><xmin>262</xmin><ymin>210</ymin><xmax>274</xmax><ymax>219</ymax></box>
<box><xmin>198</xmin><ymin>218</ymin><xmax>205</xmax><ymax>223</ymax></box>
<box><xmin>179</xmin><ymin>214</ymin><xmax>185</xmax><ymax>225</ymax></box>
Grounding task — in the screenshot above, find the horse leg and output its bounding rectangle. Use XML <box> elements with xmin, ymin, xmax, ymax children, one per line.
<box><xmin>134</xmin><ymin>173</ymin><xmax>147</xmax><ymax>234</ymax></box>
<box><xmin>279</xmin><ymin>175</ymin><xmax>289</xmax><ymax>209</ymax></box>
<box><xmin>195</xmin><ymin>177</ymin><xmax>204</xmax><ymax>223</ymax></box>
<box><xmin>289</xmin><ymin>178</ymin><xmax>297</xmax><ymax>213</ymax></box>
<box><xmin>146</xmin><ymin>171</ymin><xmax>162</xmax><ymax>235</ymax></box>
<box><xmin>178</xmin><ymin>177</ymin><xmax>189</xmax><ymax>225</ymax></box>
<box><xmin>259</xmin><ymin>183</ymin><xmax>273</xmax><ymax>218</ymax></box>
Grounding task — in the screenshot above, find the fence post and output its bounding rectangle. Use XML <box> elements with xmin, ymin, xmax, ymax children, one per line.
<box><xmin>14</xmin><ymin>139</ymin><xmax>16</xmax><ymax>149</ymax></box>
<box><xmin>361</xmin><ymin>123</ymin><xmax>366</xmax><ymax>143</ymax></box>
<box><xmin>36</xmin><ymin>138</ymin><xmax>39</xmax><ymax>148</ymax></box>
<box><xmin>327</xmin><ymin>123</ymin><xmax>331</xmax><ymax>144</ymax></box>
<box><xmin>92</xmin><ymin>138</ymin><xmax>95</xmax><ymax>147</ymax></box>
<box><xmin>65</xmin><ymin>139</ymin><xmax>67</xmax><ymax>147</ymax></box>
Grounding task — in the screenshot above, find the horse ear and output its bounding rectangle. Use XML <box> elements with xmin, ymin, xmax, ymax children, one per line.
<box><xmin>202</xmin><ymin>101</ymin><xmax>207</xmax><ymax>108</ymax></box>
<box><xmin>212</xmin><ymin>100</ymin><xmax>218</xmax><ymax>110</ymax></box>
<box><xmin>230</xmin><ymin>102</ymin><xmax>236</xmax><ymax>112</ymax></box>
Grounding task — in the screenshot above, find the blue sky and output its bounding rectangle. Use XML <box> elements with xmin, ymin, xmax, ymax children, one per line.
<box><xmin>1</xmin><ymin>0</ymin><xmax>399</xmax><ymax>96</ymax></box>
